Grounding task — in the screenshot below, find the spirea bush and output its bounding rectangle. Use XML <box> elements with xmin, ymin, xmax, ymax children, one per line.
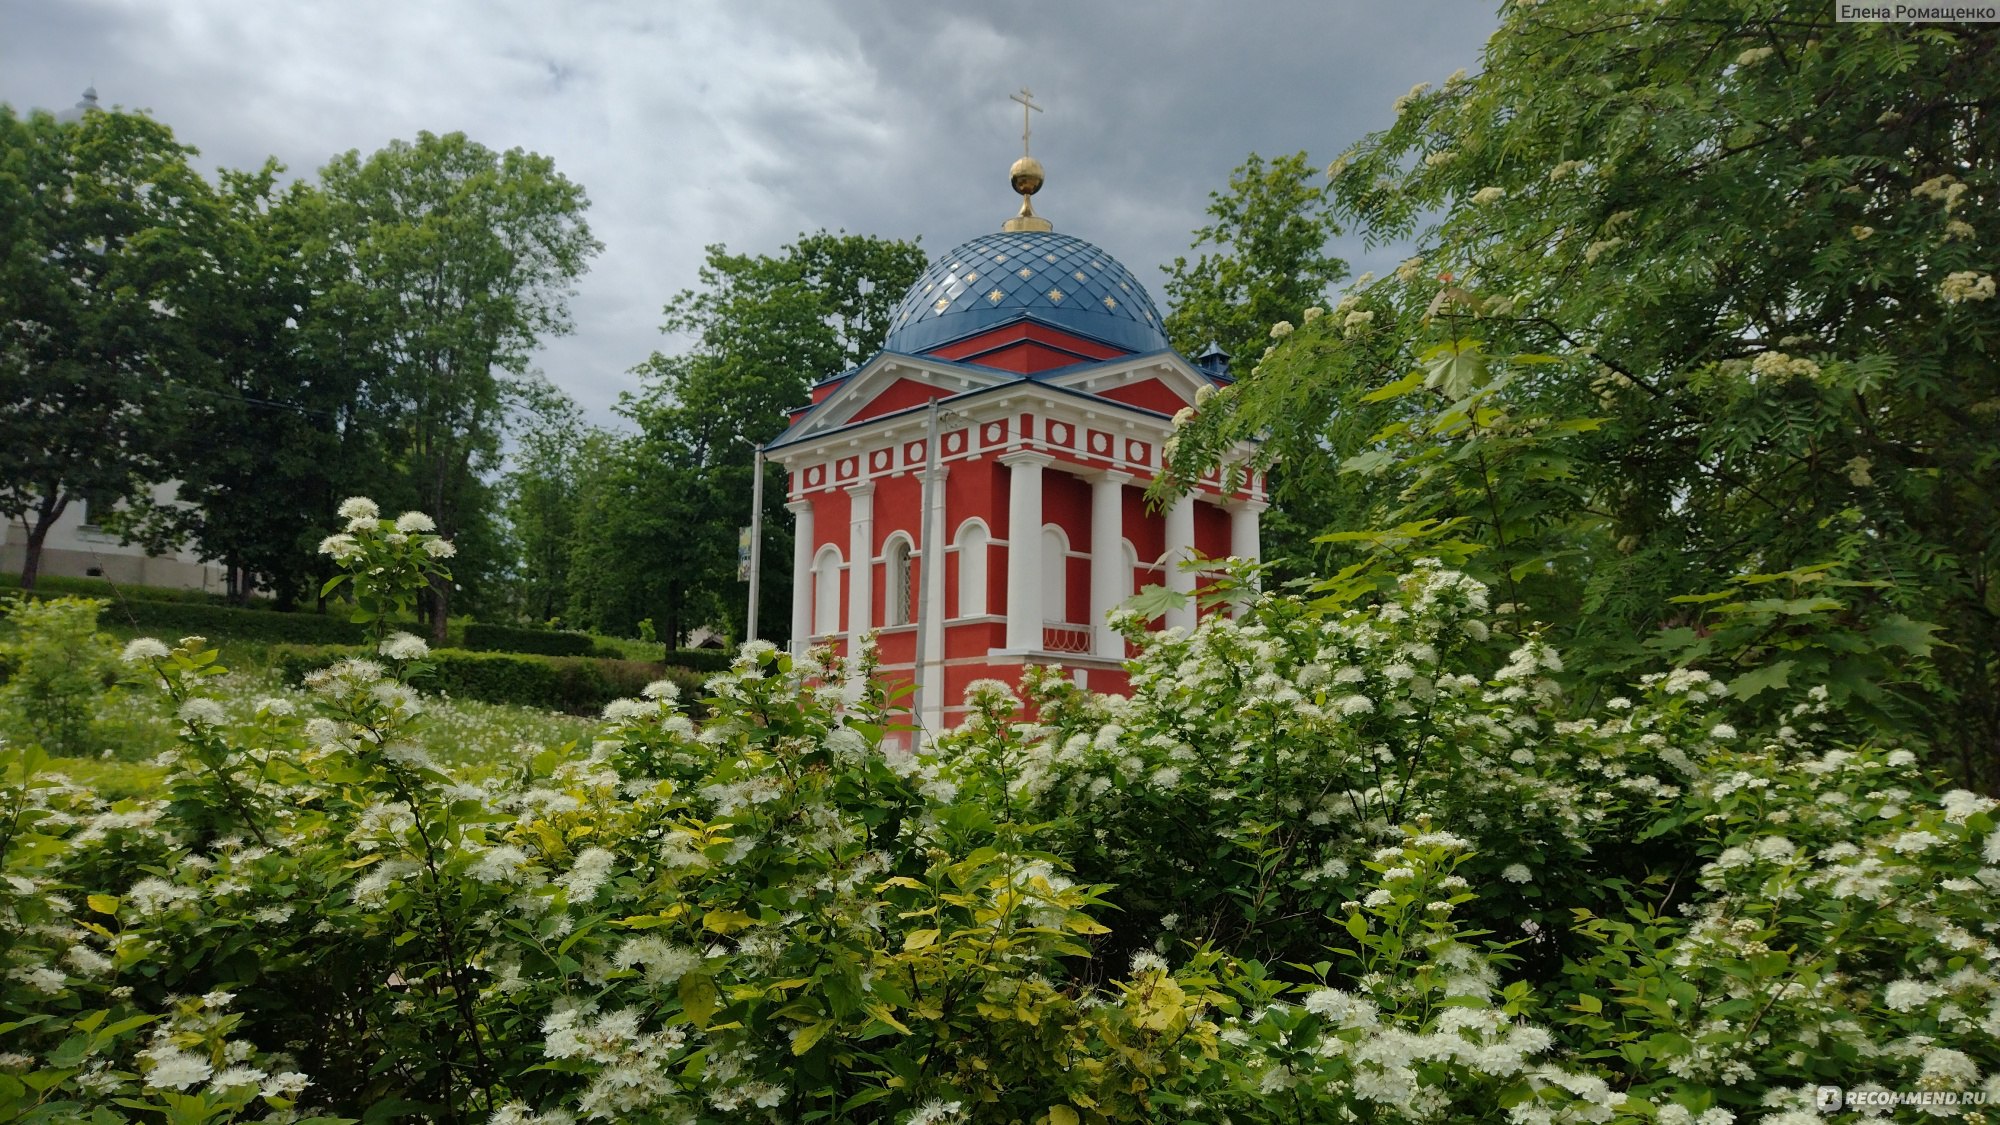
<box><xmin>0</xmin><ymin>506</ymin><xmax>1993</xmax><ymax>1124</ymax></box>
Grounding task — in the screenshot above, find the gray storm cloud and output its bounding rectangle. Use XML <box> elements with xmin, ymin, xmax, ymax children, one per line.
<box><xmin>0</xmin><ymin>0</ymin><xmax>1497</xmax><ymax>425</ymax></box>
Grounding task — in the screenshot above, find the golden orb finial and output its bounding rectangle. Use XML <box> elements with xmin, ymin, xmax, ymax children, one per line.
<box><xmin>1010</xmin><ymin>154</ymin><xmax>1044</xmax><ymax>196</ymax></box>
<box><xmin>1003</xmin><ymin>89</ymin><xmax>1053</xmax><ymax>232</ymax></box>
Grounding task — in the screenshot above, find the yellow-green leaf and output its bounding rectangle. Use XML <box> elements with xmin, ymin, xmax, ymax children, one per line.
<box><xmin>680</xmin><ymin>972</ymin><xmax>719</xmax><ymax>1028</ymax></box>
<box><xmin>1047</xmin><ymin>1107</ymin><xmax>1081</xmax><ymax>1125</ymax></box>
<box><xmin>86</xmin><ymin>894</ymin><xmax>119</xmax><ymax>916</ymax></box>
<box><xmin>702</xmin><ymin>909</ymin><xmax>758</xmax><ymax>934</ymax></box>
<box><xmin>1360</xmin><ymin>369</ymin><xmax>1424</xmax><ymax>403</ymax></box>
<box><xmin>863</xmin><ymin>1002</ymin><xmax>911</xmax><ymax>1035</ymax></box>
<box><xmin>903</xmin><ymin>928</ymin><xmax>940</xmax><ymax>951</ymax></box>
<box><xmin>792</xmin><ymin>1019</ymin><xmax>832</xmax><ymax>1056</ymax></box>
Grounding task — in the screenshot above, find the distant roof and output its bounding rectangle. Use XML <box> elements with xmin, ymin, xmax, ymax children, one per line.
<box><xmin>58</xmin><ymin>86</ymin><xmax>100</xmax><ymax>124</ymax></box>
<box><xmin>882</xmin><ymin>229</ymin><xmax>1169</xmax><ymax>357</ymax></box>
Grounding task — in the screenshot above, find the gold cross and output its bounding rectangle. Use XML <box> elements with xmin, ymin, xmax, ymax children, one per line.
<box><xmin>1010</xmin><ymin>87</ymin><xmax>1042</xmax><ymax>155</ymax></box>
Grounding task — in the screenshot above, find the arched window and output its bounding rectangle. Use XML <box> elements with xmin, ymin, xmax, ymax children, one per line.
<box><xmin>954</xmin><ymin>520</ymin><xmax>988</xmax><ymax>617</ymax></box>
<box><xmin>1041</xmin><ymin>525</ymin><xmax>1069</xmax><ymax>623</ymax></box>
<box><xmin>1121</xmin><ymin>539</ymin><xmax>1140</xmax><ymax>600</ymax></box>
<box><xmin>812</xmin><ymin>545</ymin><xmax>843</xmax><ymax>636</ymax></box>
<box><xmin>884</xmin><ymin>534</ymin><xmax>914</xmax><ymax>626</ymax></box>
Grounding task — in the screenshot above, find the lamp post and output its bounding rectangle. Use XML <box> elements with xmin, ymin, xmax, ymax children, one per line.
<box><xmin>739</xmin><ymin>437</ymin><xmax>766</xmax><ymax>643</ymax></box>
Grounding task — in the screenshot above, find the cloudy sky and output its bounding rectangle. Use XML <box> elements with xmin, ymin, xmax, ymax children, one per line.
<box><xmin>2</xmin><ymin>0</ymin><xmax>1499</xmax><ymax>428</ymax></box>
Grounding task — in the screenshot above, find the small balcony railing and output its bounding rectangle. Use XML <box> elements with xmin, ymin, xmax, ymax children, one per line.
<box><xmin>1041</xmin><ymin>622</ymin><xmax>1093</xmax><ymax>654</ymax></box>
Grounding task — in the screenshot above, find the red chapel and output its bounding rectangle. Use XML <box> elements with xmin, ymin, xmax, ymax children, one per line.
<box><xmin>765</xmin><ymin>158</ymin><xmax>1265</xmax><ymax>737</ymax></box>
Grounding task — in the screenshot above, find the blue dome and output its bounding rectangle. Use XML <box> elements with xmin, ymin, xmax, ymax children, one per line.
<box><xmin>884</xmin><ymin>230</ymin><xmax>1169</xmax><ymax>356</ymax></box>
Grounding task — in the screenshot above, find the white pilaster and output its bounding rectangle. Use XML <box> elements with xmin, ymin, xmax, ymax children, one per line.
<box><xmin>1229</xmin><ymin>499</ymin><xmax>1267</xmax><ymax>619</ymax></box>
<box><xmin>918</xmin><ymin>465</ymin><xmax>949</xmax><ymax>734</ymax></box>
<box><xmin>1164</xmin><ymin>495</ymin><xmax>1196</xmax><ymax>633</ymax></box>
<box><xmin>1001</xmin><ymin>451</ymin><xmax>1051</xmax><ymax>652</ymax></box>
<box><xmin>787</xmin><ymin>499</ymin><xmax>814</xmax><ymax>656</ymax></box>
<box><xmin>845</xmin><ymin>483</ymin><xmax>874</xmax><ymax>663</ymax></box>
<box><xmin>1089</xmin><ymin>471</ymin><xmax>1131</xmax><ymax>658</ymax></box>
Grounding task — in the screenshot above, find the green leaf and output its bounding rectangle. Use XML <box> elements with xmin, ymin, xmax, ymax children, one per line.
<box><xmin>1870</xmin><ymin>614</ymin><xmax>1940</xmax><ymax>656</ymax></box>
<box><xmin>1729</xmin><ymin>660</ymin><xmax>1795</xmax><ymax>701</ymax></box>
<box><xmin>1340</xmin><ymin>448</ymin><xmax>1399</xmax><ymax>475</ymax></box>
<box><xmin>1125</xmin><ymin>585</ymin><xmax>1188</xmax><ymax>623</ymax></box>
<box><xmin>46</xmin><ymin>1034</ymin><xmax>89</xmax><ymax>1068</ymax></box>
<box><xmin>902</xmin><ymin>928</ymin><xmax>940</xmax><ymax>951</ymax></box>
<box><xmin>1419</xmin><ymin>339</ymin><xmax>1488</xmax><ymax>397</ymax></box>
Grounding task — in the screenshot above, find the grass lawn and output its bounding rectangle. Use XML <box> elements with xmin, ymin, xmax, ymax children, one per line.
<box><xmin>12</xmin><ymin>623</ymin><xmax>605</xmax><ymax>794</ymax></box>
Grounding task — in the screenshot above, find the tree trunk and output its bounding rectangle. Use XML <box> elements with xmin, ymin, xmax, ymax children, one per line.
<box><xmin>18</xmin><ymin>495</ymin><xmax>67</xmax><ymax>592</ymax></box>
<box><xmin>429</xmin><ymin>576</ymin><xmax>450</xmax><ymax>646</ymax></box>
<box><xmin>665</xmin><ymin>582</ymin><xmax>682</xmax><ymax>654</ymax></box>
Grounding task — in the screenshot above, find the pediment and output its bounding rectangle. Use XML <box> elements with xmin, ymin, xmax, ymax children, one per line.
<box><xmin>1040</xmin><ymin>351</ymin><xmax>1218</xmax><ymax>411</ymax></box>
<box><xmin>773</xmin><ymin>354</ymin><xmax>1013</xmax><ymax>449</ymax></box>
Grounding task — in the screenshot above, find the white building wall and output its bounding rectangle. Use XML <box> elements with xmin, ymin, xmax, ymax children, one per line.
<box><xmin>0</xmin><ymin>482</ymin><xmax>225</xmax><ymax>592</ymax></box>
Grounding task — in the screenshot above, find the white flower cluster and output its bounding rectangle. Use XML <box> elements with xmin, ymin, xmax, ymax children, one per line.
<box><xmin>1912</xmin><ymin>173</ymin><xmax>1969</xmax><ymax>212</ymax></box>
<box><xmin>1940</xmin><ymin>271</ymin><xmax>1995</xmax><ymax>304</ymax></box>
<box><xmin>1749</xmin><ymin>350</ymin><xmax>1823</xmax><ymax>382</ymax></box>
<box><xmin>540</xmin><ymin>1003</ymin><xmax>694</xmax><ymax>1120</ymax></box>
<box><xmin>379</xmin><ymin>631</ymin><xmax>429</xmax><ymax>661</ymax></box>
<box><xmin>121</xmin><ymin>637</ymin><xmax>171</xmax><ymax>663</ymax></box>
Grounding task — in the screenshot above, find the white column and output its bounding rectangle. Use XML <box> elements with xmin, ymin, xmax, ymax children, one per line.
<box><xmin>1000</xmin><ymin>451</ymin><xmax>1050</xmax><ymax>652</ymax></box>
<box><xmin>788</xmin><ymin>499</ymin><xmax>814</xmax><ymax>656</ymax></box>
<box><xmin>918</xmin><ymin>465</ymin><xmax>949</xmax><ymax>733</ymax></box>
<box><xmin>1229</xmin><ymin>499</ymin><xmax>1266</xmax><ymax>619</ymax></box>
<box><xmin>1089</xmin><ymin>471</ymin><xmax>1131</xmax><ymax>658</ymax></box>
<box><xmin>845</xmin><ymin>483</ymin><xmax>874</xmax><ymax>663</ymax></box>
<box><xmin>1229</xmin><ymin>500</ymin><xmax>1264</xmax><ymax>565</ymax></box>
<box><xmin>1164</xmin><ymin>495</ymin><xmax>1196</xmax><ymax>632</ymax></box>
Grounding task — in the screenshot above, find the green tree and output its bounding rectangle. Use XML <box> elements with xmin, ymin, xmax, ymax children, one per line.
<box><xmin>317</xmin><ymin>132</ymin><xmax>600</xmax><ymax>641</ymax></box>
<box><xmin>570</xmin><ymin>232</ymin><xmax>925</xmax><ymax>643</ymax></box>
<box><xmin>1161</xmin><ymin>151</ymin><xmax>1348</xmax><ymax>377</ymax></box>
<box><xmin>564</xmin><ymin>420</ymin><xmax>722</xmax><ymax>646</ymax></box>
<box><xmin>500</xmin><ymin>380</ymin><xmax>594</xmax><ymax>625</ymax></box>
<box><xmin>1159</xmin><ymin>151</ymin><xmax>1351</xmax><ymax>574</ymax></box>
<box><xmin>118</xmin><ymin>166</ymin><xmax>388</xmax><ymax>607</ymax></box>
<box><xmin>1167</xmin><ymin>4</ymin><xmax>2000</xmax><ymax>780</ymax></box>
<box><xmin>0</xmin><ymin>105</ymin><xmax>214</xmax><ymax>590</ymax></box>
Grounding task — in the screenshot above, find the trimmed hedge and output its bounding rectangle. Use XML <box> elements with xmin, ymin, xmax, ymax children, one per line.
<box><xmin>270</xmin><ymin>645</ymin><xmax>706</xmax><ymax>716</ymax></box>
<box><xmin>91</xmin><ymin>600</ymin><xmax>365</xmax><ymax>646</ymax></box>
<box><xmin>663</xmin><ymin>648</ymin><xmax>733</xmax><ymax>673</ymax></box>
<box><xmin>0</xmin><ymin>573</ymin><xmax>226</xmax><ymax>605</ymax></box>
<box><xmin>459</xmin><ymin>623</ymin><xmax>600</xmax><ymax>658</ymax></box>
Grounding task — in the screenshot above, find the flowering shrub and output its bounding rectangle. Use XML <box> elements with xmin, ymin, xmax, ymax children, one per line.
<box><xmin>317</xmin><ymin>497</ymin><xmax>456</xmax><ymax>649</ymax></box>
<box><xmin>939</xmin><ymin>562</ymin><xmax>1639</xmax><ymax>966</ymax></box>
<box><xmin>0</xmin><ymin>505</ymin><xmax>1993</xmax><ymax>1123</ymax></box>
<box><xmin>943</xmin><ymin>563</ymin><xmax>2000</xmax><ymax>1120</ymax></box>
